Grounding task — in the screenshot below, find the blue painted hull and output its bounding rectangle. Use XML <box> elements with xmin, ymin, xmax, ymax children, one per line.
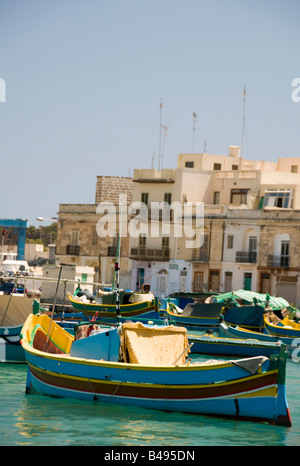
<box><xmin>21</xmin><ymin>314</ymin><xmax>292</xmax><ymax>426</ymax></box>
<box><xmin>188</xmin><ymin>332</ymin><xmax>281</xmax><ymax>358</ymax></box>
<box><xmin>0</xmin><ymin>325</ymin><xmax>25</xmax><ymax>363</ymax></box>
<box><xmin>219</xmin><ymin>322</ymin><xmax>294</xmax><ymax>355</ymax></box>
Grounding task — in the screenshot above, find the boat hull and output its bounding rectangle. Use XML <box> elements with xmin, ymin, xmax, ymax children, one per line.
<box><xmin>20</xmin><ymin>314</ymin><xmax>291</xmax><ymax>426</ymax></box>
<box><xmin>219</xmin><ymin>321</ymin><xmax>294</xmax><ymax>355</ymax></box>
<box><xmin>166</xmin><ymin>304</ymin><xmax>222</xmax><ymax>329</ymax></box>
<box><xmin>68</xmin><ymin>293</ymin><xmax>159</xmax><ymax>320</ymax></box>
<box><xmin>188</xmin><ymin>332</ymin><xmax>282</xmax><ymax>358</ymax></box>
<box><xmin>24</xmin><ymin>354</ymin><xmax>291</xmax><ymax>426</ymax></box>
<box><xmin>0</xmin><ymin>325</ymin><xmax>25</xmax><ymax>363</ymax></box>
<box><xmin>264</xmin><ymin>315</ymin><xmax>300</xmax><ymax>339</ymax></box>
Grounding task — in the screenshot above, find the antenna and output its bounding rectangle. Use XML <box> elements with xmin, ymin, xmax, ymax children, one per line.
<box><xmin>158</xmin><ymin>99</ymin><xmax>163</xmax><ymax>170</ymax></box>
<box><xmin>161</xmin><ymin>124</ymin><xmax>168</xmax><ymax>170</ymax></box>
<box><xmin>241</xmin><ymin>85</ymin><xmax>248</xmax><ymax>158</ymax></box>
<box><xmin>192</xmin><ymin>112</ymin><xmax>197</xmax><ymax>153</ymax></box>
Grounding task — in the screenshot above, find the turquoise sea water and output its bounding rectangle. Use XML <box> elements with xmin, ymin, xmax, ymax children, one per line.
<box><xmin>1</xmin><ymin>358</ymin><xmax>300</xmax><ymax>447</ymax></box>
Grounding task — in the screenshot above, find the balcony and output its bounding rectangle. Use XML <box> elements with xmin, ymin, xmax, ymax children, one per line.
<box><xmin>236</xmin><ymin>251</ymin><xmax>257</xmax><ymax>263</ymax></box>
<box><xmin>130</xmin><ymin>247</ymin><xmax>170</xmax><ymax>261</ymax></box>
<box><xmin>66</xmin><ymin>244</ymin><xmax>80</xmax><ymax>256</ymax></box>
<box><xmin>267</xmin><ymin>255</ymin><xmax>289</xmax><ymax>268</ymax></box>
<box><xmin>192</xmin><ymin>249</ymin><xmax>209</xmax><ymax>262</ymax></box>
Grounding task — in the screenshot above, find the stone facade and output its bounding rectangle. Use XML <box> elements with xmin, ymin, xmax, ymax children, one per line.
<box><xmin>55</xmin><ymin>148</ymin><xmax>300</xmax><ymax>306</ymax></box>
<box><xmin>95</xmin><ymin>176</ymin><xmax>133</xmax><ymax>205</ymax></box>
<box><xmin>56</xmin><ymin>176</ymin><xmax>133</xmax><ymax>288</ymax></box>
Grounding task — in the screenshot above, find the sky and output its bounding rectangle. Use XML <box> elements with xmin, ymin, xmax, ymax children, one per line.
<box><xmin>0</xmin><ymin>0</ymin><xmax>300</xmax><ymax>227</ymax></box>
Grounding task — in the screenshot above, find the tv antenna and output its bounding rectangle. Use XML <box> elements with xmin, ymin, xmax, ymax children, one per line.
<box><xmin>192</xmin><ymin>112</ymin><xmax>197</xmax><ymax>153</ymax></box>
<box><xmin>158</xmin><ymin>99</ymin><xmax>168</xmax><ymax>170</ymax></box>
<box><xmin>240</xmin><ymin>85</ymin><xmax>249</xmax><ymax>158</ymax></box>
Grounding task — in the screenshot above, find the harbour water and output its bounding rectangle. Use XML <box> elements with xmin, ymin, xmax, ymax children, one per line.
<box><xmin>1</xmin><ymin>355</ymin><xmax>300</xmax><ymax>447</ymax></box>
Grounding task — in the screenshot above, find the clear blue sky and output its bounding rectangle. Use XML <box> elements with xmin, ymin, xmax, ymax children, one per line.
<box><xmin>0</xmin><ymin>0</ymin><xmax>299</xmax><ymax>226</ymax></box>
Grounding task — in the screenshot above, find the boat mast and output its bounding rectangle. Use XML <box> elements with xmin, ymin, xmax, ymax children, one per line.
<box><xmin>114</xmin><ymin>198</ymin><xmax>125</xmax><ymax>322</ymax></box>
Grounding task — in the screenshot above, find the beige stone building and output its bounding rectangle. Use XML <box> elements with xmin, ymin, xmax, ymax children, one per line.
<box><xmin>55</xmin><ymin>147</ymin><xmax>300</xmax><ymax>306</ymax></box>
<box><xmin>56</xmin><ymin>176</ymin><xmax>133</xmax><ymax>289</ymax></box>
<box><xmin>130</xmin><ymin>146</ymin><xmax>300</xmax><ymax>305</ymax></box>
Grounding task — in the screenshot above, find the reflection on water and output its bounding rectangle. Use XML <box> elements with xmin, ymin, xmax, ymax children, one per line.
<box><xmin>1</xmin><ymin>360</ymin><xmax>300</xmax><ymax>446</ymax></box>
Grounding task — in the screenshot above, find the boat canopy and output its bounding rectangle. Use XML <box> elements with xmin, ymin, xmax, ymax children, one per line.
<box><xmin>0</xmin><ymin>295</ymin><xmax>34</xmax><ymax>327</ymax></box>
<box><xmin>119</xmin><ymin>322</ymin><xmax>189</xmax><ymax>365</ymax></box>
<box><xmin>181</xmin><ymin>302</ymin><xmax>224</xmax><ymax>318</ymax></box>
<box><xmin>211</xmin><ymin>290</ymin><xmax>290</xmax><ymax>311</ymax></box>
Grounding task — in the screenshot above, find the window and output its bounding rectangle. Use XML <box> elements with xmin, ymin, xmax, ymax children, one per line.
<box><xmin>139</xmin><ymin>235</ymin><xmax>146</xmax><ymax>248</ymax></box>
<box><xmin>224</xmin><ymin>271</ymin><xmax>233</xmax><ymax>292</ymax></box>
<box><xmin>141</xmin><ymin>192</ymin><xmax>149</xmax><ymax>206</ymax></box>
<box><xmin>194</xmin><ymin>272</ymin><xmax>203</xmax><ymax>291</ymax></box>
<box><xmin>249</xmin><ymin>236</ymin><xmax>257</xmax><ymax>262</ymax></box>
<box><xmin>164</xmin><ymin>193</ymin><xmax>172</xmax><ymax>204</ymax></box>
<box><xmin>92</xmin><ymin>228</ymin><xmax>98</xmax><ymax>245</ymax></box>
<box><xmin>213</xmin><ymin>163</ymin><xmax>221</xmax><ymax>170</ymax></box>
<box><xmin>231</xmin><ymin>189</ymin><xmax>248</xmax><ymax>205</ymax></box>
<box><xmin>71</xmin><ymin>230</ymin><xmax>79</xmax><ymax>245</ymax></box>
<box><xmin>263</xmin><ymin>189</ymin><xmax>293</xmax><ymax>209</ymax></box>
<box><xmin>213</xmin><ymin>191</ymin><xmax>220</xmax><ymax>204</ymax></box>
<box><xmin>137</xmin><ymin>268</ymin><xmax>145</xmax><ymax>289</ymax></box>
<box><xmin>185</xmin><ymin>161</ymin><xmax>194</xmax><ymax>168</ymax></box>
<box><xmin>232</xmin><ymin>164</ymin><xmax>238</xmax><ymax>170</ymax></box>
<box><xmin>280</xmin><ymin>241</ymin><xmax>289</xmax><ymax>267</ymax></box>
<box><xmin>291</xmin><ymin>165</ymin><xmax>298</xmax><ymax>173</ymax></box>
<box><xmin>227</xmin><ymin>235</ymin><xmax>234</xmax><ymax>249</ymax></box>
<box><xmin>162</xmin><ymin>236</ymin><xmax>169</xmax><ymax>249</ymax></box>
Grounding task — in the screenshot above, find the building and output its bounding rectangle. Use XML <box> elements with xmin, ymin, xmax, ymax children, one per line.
<box><xmin>130</xmin><ymin>146</ymin><xmax>300</xmax><ymax>305</ymax></box>
<box><xmin>55</xmin><ymin>147</ymin><xmax>300</xmax><ymax>306</ymax></box>
<box><xmin>55</xmin><ymin>176</ymin><xmax>133</xmax><ymax>289</ymax></box>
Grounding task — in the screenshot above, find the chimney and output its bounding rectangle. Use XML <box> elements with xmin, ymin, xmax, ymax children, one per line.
<box><xmin>228</xmin><ymin>145</ymin><xmax>240</xmax><ymax>157</ymax></box>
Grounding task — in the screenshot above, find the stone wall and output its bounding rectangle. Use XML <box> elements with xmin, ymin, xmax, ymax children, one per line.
<box><xmin>95</xmin><ymin>176</ymin><xmax>133</xmax><ymax>205</ymax></box>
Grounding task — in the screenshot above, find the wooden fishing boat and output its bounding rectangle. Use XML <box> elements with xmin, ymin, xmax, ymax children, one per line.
<box><xmin>218</xmin><ymin>321</ymin><xmax>294</xmax><ymax>356</ymax></box>
<box><xmin>0</xmin><ymin>294</ymin><xmax>34</xmax><ymax>363</ymax></box>
<box><xmin>0</xmin><ymin>324</ymin><xmax>25</xmax><ymax>363</ymax></box>
<box><xmin>264</xmin><ymin>313</ymin><xmax>300</xmax><ymax>339</ymax></box>
<box><xmin>68</xmin><ymin>292</ymin><xmax>160</xmax><ymax>320</ymax></box>
<box><xmin>187</xmin><ymin>330</ymin><xmax>282</xmax><ymax>358</ymax></box>
<box><xmin>20</xmin><ymin>313</ymin><xmax>292</xmax><ymax>426</ymax></box>
<box><xmin>166</xmin><ymin>301</ymin><xmax>223</xmax><ymax>329</ymax></box>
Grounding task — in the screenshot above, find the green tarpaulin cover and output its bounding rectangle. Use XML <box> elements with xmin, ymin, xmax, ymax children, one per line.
<box><xmin>211</xmin><ymin>290</ymin><xmax>290</xmax><ymax>311</ymax></box>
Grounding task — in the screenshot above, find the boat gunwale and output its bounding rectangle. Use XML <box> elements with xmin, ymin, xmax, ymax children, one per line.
<box><xmin>21</xmin><ymin>334</ymin><xmax>277</xmax><ymax>374</ymax></box>
<box><xmin>21</xmin><ymin>338</ymin><xmax>253</xmax><ymax>371</ymax></box>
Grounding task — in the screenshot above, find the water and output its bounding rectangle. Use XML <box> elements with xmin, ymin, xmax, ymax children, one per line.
<box><xmin>1</xmin><ymin>359</ymin><xmax>300</xmax><ymax>447</ymax></box>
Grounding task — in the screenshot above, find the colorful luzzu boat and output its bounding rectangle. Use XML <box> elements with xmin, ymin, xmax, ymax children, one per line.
<box><xmin>20</xmin><ymin>313</ymin><xmax>292</xmax><ymax>426</ymax></box>
<box><xmin>219</xmin><ymin>321</ymin><xmax>294</xmax><ymax>355</ymax></box>
<box><xmin>264</xmin><ymin>313</ymin><xmax>300</xmax><ymax>339</ymax></box>
<box><xmin>166</xmin><ymin>301</ymin><xmax>223</xmax><ymax>329</ymax></box>
<box><xmin>68</xmin><ymin>292</ymin><xmax>159</xmax><ymax>321</ymax></box>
